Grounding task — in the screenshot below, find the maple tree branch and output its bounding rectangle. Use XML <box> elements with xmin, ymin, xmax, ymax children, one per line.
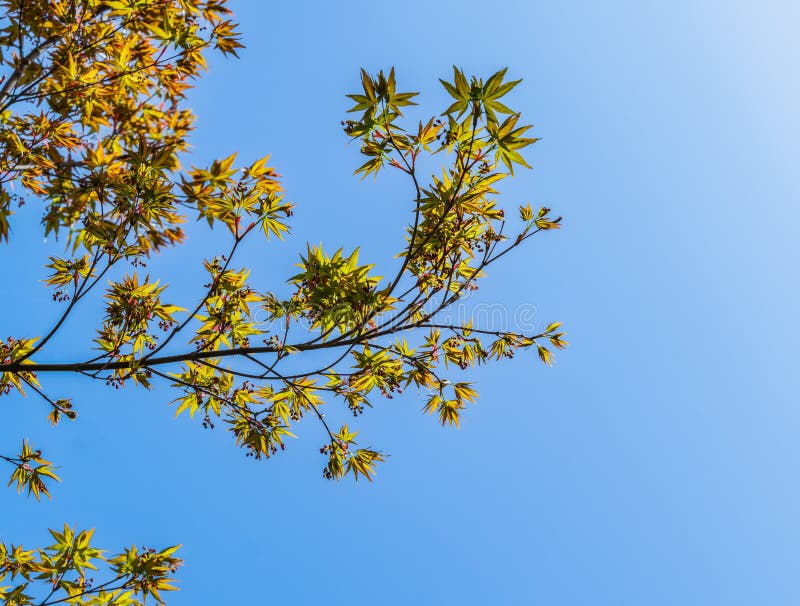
<box><xmin>0</xmin><ymin>308</ymin><xmax>462</xmax><ymax>375</ymax></box>
<box><xmin>0</xmin><ymin>4</ymin><xmax>114</xmax><ymax>111</ymax></box>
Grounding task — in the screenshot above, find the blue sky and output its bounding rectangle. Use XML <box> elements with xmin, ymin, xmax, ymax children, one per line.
<box><xmin>3</xmin><ymin>0</ymin><xmax>800</xmax><ymax>603</ymax></box>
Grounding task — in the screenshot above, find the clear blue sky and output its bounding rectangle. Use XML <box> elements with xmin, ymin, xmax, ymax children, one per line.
<box><xmin>3</xmin><ymin>0</ymin><xmax>800</xmax><ymax>603</ymax></box>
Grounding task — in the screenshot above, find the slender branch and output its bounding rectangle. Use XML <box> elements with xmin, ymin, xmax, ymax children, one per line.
<box><xmin>143</xmin><ymin>226</ymin><xmax>250</xmax><ymax>360</ymax></box>
<box><xmin>380</xmin><ymin>100</ymin><xmax>423</xmax><ymax>297</ymax></box>
<box><xmin>416</xmin><ymin>323</ymin><xmax>547</xmax><ymax>340</ymax></box>
<box><xmin>40</xmin><ymin>575</ymin><xmax>126</xmax><ymax>606</ymax></box>
<box><xmin>0</xmin><ymin>34</ymin><xmax>60</xmax><ymax>110</ymax></box>
<box><xmin>16</xmin><ymin>219</ymin><xmax>135</xmax><ymax>365</ymax></box>
<box><xmin>19</xmin><ymin>375</ymin><xmax>63</xmax><ymax>410</ymax></box>
<box><xmin>148</xmin><ymin>366</ymin><xmax>256</xmax><ymax>418</ymax></box>
<box><xmin>37</xmin><ymin>544</ymin><xmax>72</xmax><ymax>606</ymax></box>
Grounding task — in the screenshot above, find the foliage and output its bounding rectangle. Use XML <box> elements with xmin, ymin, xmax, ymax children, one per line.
<box><xmin>0</xmin><ymin>525</ymin><xmax>181</xmax><ymax>605</ymax></box>
<box><xmin>0</xmin><ymin>1</ymin><xmax>565</xmax><ymax>602</ymax></box>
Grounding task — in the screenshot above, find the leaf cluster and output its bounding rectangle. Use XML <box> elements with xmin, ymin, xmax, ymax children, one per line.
<box><xmin>0</xmin><ymin>525</ymin><xmax>181</xmax><ymax>606</ymax></box>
